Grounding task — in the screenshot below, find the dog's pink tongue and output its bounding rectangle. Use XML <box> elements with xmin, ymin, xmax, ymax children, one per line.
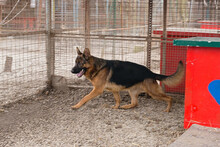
<box><xmin>77</xmin><ymin>69</ymin><xmax>84</xmax><ymax>78</ymax></box>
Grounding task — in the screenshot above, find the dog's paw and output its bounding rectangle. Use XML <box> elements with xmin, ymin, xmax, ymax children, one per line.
<box><xmin>163</xmin><ymin>108</ymin><xmax>170</xmax><ymax>112</ymax></box>
<box><xmin>71</xmin><ymin>104</ymin><xmax>80</xmax><ymax>109</ymax></box>
<box><xmin>120</xmin><ymin>104</ymin><xmax>137</xmax><ymax>109</ymax></box>
<box><xmin>112</xmin><ymin>105</ymin><xmax>119</xmax><ymax>109</ymax></box>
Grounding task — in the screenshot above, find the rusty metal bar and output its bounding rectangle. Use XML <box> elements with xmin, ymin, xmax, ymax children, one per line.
<box><xmin>147</xmin><ymin>0</ymin><xmax>153</xmax><ymax>69</ymax></box>
<box><xmin>162</xmin><ymin>0</ymin><xmax>167</xmax><ymax>89</ymax></box>
<box><xmin>162</xmin><ymin>0</ymin><xmax>167</xmax><ymax>74</ymax></box>
<box><xmin>0</xmin><ymin>30</ymin><xmax>46</xmax><ymax>37</ymax></box>
<box><xmin>85</xmin><ymin>0</ymin><xmax>91</xmax><ymax>49</ymax></box>
<box><xmin>54</xmin><ymin>34</ymin><xmax>174</xmax><ymax>43</ymax></box>
<box><xmin>46</xmin><ymin>0</ymin><xmax>55</xmax><ymax>88</ymax></box>
<box><xmin>36</xmin><ymin>0</ymin><xmax>42</xmax><ymax>29</ymax></box>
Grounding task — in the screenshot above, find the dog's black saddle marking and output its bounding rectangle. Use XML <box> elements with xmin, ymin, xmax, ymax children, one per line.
<box><xmin>107</xmin><ymin>60</ymin><xmax>156</xmax><ymax>88</ymax></box>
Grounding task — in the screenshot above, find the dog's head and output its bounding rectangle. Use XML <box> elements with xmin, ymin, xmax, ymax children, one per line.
<box><xmin>71</xmin><ymin>47</ymin><xmax>91</xmax><ymax>78</ymax></box>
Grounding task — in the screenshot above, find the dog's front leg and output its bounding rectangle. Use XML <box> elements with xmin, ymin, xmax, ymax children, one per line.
<box><xmin>72</xmin><ymin>87</ymin><xmax>103</xmax><ymax>109</ymax></box>
<box><xmin>112</xmin><ymin>92</ymin><xmax>120</xmax><ymax>109</ymax></box>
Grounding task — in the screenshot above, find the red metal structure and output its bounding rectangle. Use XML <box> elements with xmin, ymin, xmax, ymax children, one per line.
<box><xmin>153</xmin><ymin>28</ymin><xmax>220</xmax><ymax>94</ymax></box>
<box><xmin>174</xmin><ymin>37</ymin><xmax>220</xmax><ymax>129</ymax></box>
<box><xmin>198</xmin><ymin>21</ymin><xmax>220</xmax><ymax>30</ymax></box>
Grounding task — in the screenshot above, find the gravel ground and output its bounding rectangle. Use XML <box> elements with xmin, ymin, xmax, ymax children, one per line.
<box><xmin>0</xmin><ymin>86</ymin><xmax>185</xmax><ymax>147</ymax></box>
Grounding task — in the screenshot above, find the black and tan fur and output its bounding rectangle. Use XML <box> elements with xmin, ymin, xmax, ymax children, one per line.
<box><xmin>71</xmin><ymin>47</ymin><xmax>184</xmax><ymax>112</ymax></box>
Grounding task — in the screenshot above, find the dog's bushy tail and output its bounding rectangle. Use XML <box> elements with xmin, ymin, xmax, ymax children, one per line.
<box><xmin>155</xmin><ymin>61</ymin><xmax>184</xmax><ymax>87</ymax></box>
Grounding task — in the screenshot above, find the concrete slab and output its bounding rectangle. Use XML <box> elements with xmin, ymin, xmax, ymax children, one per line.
<box><xmin>169</xmin><ymin>124</ymin><xmax>220</xmax><ymax>147</ymax></box>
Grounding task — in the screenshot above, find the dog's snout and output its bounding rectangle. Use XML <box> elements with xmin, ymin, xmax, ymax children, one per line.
<box><xmin>71</xmin><ymin>65</ymin><xmax>77</xmax><ymax>73</ymax></box>
<box><xmin>71</xmin><ymin>67</ymin><xmax>77</xmax><ymax>73</ymax></box>
<box><xmin>71</xmin><ymin>65</ymin><xmax>82</xmax><ymax>74</ymax></box>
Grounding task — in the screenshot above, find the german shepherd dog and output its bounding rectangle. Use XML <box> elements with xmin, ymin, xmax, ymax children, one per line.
<box><xmin>71</xmin><ymin>48</ymin><xmax>184</xmax><ymax>112</ymax></box>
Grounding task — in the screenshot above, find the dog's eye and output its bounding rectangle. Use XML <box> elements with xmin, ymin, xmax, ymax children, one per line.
<box><xmin>76</xmin><ymin>61</ymin><xmax>84</xmax><ymax>67</ymax></box>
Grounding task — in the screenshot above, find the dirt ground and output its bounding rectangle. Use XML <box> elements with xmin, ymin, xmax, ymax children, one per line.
<box><xmin>0</xmin><ymin>85</ymin><xmax>185</xmax><ymax>147</ymax></box>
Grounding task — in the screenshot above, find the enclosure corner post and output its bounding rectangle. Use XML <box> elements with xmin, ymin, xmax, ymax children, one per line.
<box><xmin>46</xmin><ymin>0</ymin><xmax>55</xmax><ymax>89</ymax></box>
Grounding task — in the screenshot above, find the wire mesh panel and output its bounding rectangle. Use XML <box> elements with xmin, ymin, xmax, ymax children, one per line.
<box><xmin>53</xmin><ymin>0</ymin><xmax>85</xmax><ymax>32</ymax></box>
<box><xmin>153</xmin><ymin>0</ymin><xmax>220</xmax><ymax>94</ymax></box>
<box><xmin>53</xmin><ymin>35</ymin><xmax>154</xmax><ymax>83</ymax></box>
<box><xmin>0</xmin><ymin>34</ymin><xmax>47</xmax><ymax>104</ymax></box>
<box><xmin>1</xmin><ymin>0</ymin><xmax>46</xmax><ymax>31</ymax></box>
<box><xmin>57</xmin><ymin>0</ymin><xmax>218</xmax><ymax>92</ymax></box>
<box><xmin>52</xmin><ymin>0</ymin><xmax>219</xmax><ymax>94</ymax></box>
<box><xmin>53</xmin><ymin>0</ymin><xmax>153</xmax><ymax>87</ymax></box>
<box><xmin>0</xmin><ymin>0</ymin><xmax>47</xmax><ymax>104</ymax></box>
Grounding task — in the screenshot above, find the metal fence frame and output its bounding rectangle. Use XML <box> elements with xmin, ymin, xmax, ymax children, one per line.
<box><xmin>31</xmin><ymin>0</ymin><xmax>220</xmax><ymax>89</ymax></box>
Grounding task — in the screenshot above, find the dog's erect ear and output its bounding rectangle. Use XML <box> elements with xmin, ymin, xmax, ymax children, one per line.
<box><xmin>76</xmin><ymin>47</ymin><xmax>82</xmax><ymax>55</ymax></box>
<box><xmin>83</xmin><ymin>48</ymin><xmax>91</xmax><ymax>58</ymax></box>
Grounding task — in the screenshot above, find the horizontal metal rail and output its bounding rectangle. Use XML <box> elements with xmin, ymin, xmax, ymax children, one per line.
<box><xmin>54</xmin><ymin>34</ymin><xmax>174</xmax><ymax>43</ymax></box>
<box><xmin>0</xmin><ymin>30</ymin><xmax>47</xmax><ymax>37</ymax></box>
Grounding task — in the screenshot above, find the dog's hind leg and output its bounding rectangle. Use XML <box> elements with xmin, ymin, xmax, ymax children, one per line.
<box><xmin>112</xmin><ymin>92</ymin><xmax>121</xmax><ymax>109</ymax></box>
<box><xmin>120</xmin><ymin>88</ymin><xmax>139</xmax><ymax>109</ymax></box>
<box><xmin>144</xmin><ymin>80</ymin><xmax>172</xmax><ymax>112</ymax></box>
<box><xmin>72</xmin><ymin>87</ymin><xmax>103</xmax><ymax>109</ymax></box>
<box><xmin>149</xmin><ymin>92</ymin><xmax>172</xmax><ymax>112</ymax></box>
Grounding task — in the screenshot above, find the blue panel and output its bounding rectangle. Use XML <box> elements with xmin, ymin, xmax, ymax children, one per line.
<box><xmin>208</xmin><ymin>80</ymin><xmax>220</xmax><ymax>105</ymax></box>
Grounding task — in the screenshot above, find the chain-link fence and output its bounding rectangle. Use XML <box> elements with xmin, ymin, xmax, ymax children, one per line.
<box><xmin>0</xmin><ymin>0</ymin><xmax>47</xmax><ymax>104</ymax></box>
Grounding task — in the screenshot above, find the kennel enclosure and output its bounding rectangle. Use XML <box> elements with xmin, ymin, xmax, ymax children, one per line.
<box><xmin>0</xmin><ymin>1</ymin><xmax>220</xmax><ymax>114</ymax></box>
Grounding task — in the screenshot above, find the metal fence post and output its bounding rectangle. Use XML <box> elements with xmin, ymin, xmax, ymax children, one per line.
<box><xmin>147</xmin><ymin>0</ymin><xmax>153</xmax><ymax>69</ymax></box>
<box><xmin>46</xmin><ymin>0</ymin><xmax>55</xmax><ymax>89</ymax></box>
<box><xmin>162</xmin><ymin>0</ymin><xmax>167</xmax><ymax>89</ymax></box>
<box><xmin>85</xmin><ymin>0</ymin><xmax>91</xmax><ymax>49</ymax></box>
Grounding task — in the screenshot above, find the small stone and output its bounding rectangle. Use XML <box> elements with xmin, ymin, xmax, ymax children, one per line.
<box><xmin>115</xmin><ymin>124</ymin><xmax>122</xmax><ymax>129</ymax></box>
<box><xmin>105</xmin><ymin>121</ymin><xmax>111</xmax><ymax>125</ymax></box>
<box><xmin>106</xmin><ymin>128</ymin><xmax>112</xmax><ymax>132</ymax></box>
<box><xmin>45</xmin><ymin>91</ymin><xmax>49</xmax><ymax>95</ymax></box>
<box><xmin>0</xmin><ymin>109</ymin><xmax>5</xmax><ymax>112</ymax></box>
